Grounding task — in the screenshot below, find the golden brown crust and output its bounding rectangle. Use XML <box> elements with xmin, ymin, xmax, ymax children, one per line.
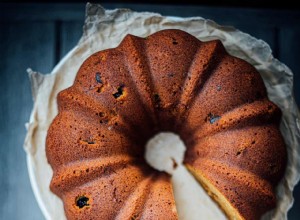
<box><xmin>46</xmin><ymin>29</ymin><xmax>286</xmax><ymax>220</ymax></box>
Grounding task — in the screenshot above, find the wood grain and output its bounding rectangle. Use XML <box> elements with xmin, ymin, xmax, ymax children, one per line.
<box><xmin>0</xmin><ymin>21</ymin><xmax>56</xmax><ymax>219</ymax></box>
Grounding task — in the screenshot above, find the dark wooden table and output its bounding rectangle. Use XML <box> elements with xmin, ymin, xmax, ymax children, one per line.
<box><xmin>0</xmin><ymin>3</ymin><xmax>299</xmax><ymax>219</ymax></box>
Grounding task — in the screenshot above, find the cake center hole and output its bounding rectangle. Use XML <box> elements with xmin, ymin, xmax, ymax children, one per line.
<box><xmin>145</xmin><ymin>132</ymin><xmax>186</xmax><ymax>175</ymax></box>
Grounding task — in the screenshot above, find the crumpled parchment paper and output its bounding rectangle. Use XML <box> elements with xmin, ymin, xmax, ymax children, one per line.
<box><xmin>24</xmin><ymin>3</ymin><xmax>300</xmax><ymax>220</ymax></box>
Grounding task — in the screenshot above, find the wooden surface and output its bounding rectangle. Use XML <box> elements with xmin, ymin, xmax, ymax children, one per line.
<box><xmin>0</xmin><ymin>3</ymin><xmax>299</xmax><ymax>219</ymax></box>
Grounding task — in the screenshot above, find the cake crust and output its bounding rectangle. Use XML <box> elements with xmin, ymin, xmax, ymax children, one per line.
<box><xmin>46</xmin><ymin>29</ymin><xmax>286</xmax><ymax>220</ymax></box>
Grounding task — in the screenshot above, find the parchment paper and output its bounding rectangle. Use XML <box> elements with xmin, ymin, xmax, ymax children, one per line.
<box><xmin>24</xmin><ymin>3</ymin><xmax>300</xmax><ymax>220</ymax></box>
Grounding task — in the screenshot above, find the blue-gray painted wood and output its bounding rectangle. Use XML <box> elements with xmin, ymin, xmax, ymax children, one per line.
<box><xmin>60</xmin><ymin>21</ymin><xmax>84</xmax><ymax>59</ymax></box>
<box><xmin>0</xmin><ymin>21</ymin><xmax>56</xmax><ymax>219</ymax></box>
<box><xmin>279</xmin><ymin>27</ymin><xmax>300</xmax><ymax>106</ymax></box>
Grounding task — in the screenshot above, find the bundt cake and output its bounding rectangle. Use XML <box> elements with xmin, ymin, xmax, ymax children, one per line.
<box><xmin>46</xmin><ymin>29</ymin><xmax>287</xmax><ymax>220</ymax></box>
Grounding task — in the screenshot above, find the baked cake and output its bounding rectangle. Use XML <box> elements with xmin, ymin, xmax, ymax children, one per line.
<box><xmin>46</xmin><ymin>29</ymin><xmax>287</xmax><ymax>219</ymax></box>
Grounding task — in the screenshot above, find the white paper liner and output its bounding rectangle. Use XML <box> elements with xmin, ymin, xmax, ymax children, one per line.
<box><xmin>24</xmin><ymin>3</ymin><xmax>300</xmax><ymax>220</ymax></box>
